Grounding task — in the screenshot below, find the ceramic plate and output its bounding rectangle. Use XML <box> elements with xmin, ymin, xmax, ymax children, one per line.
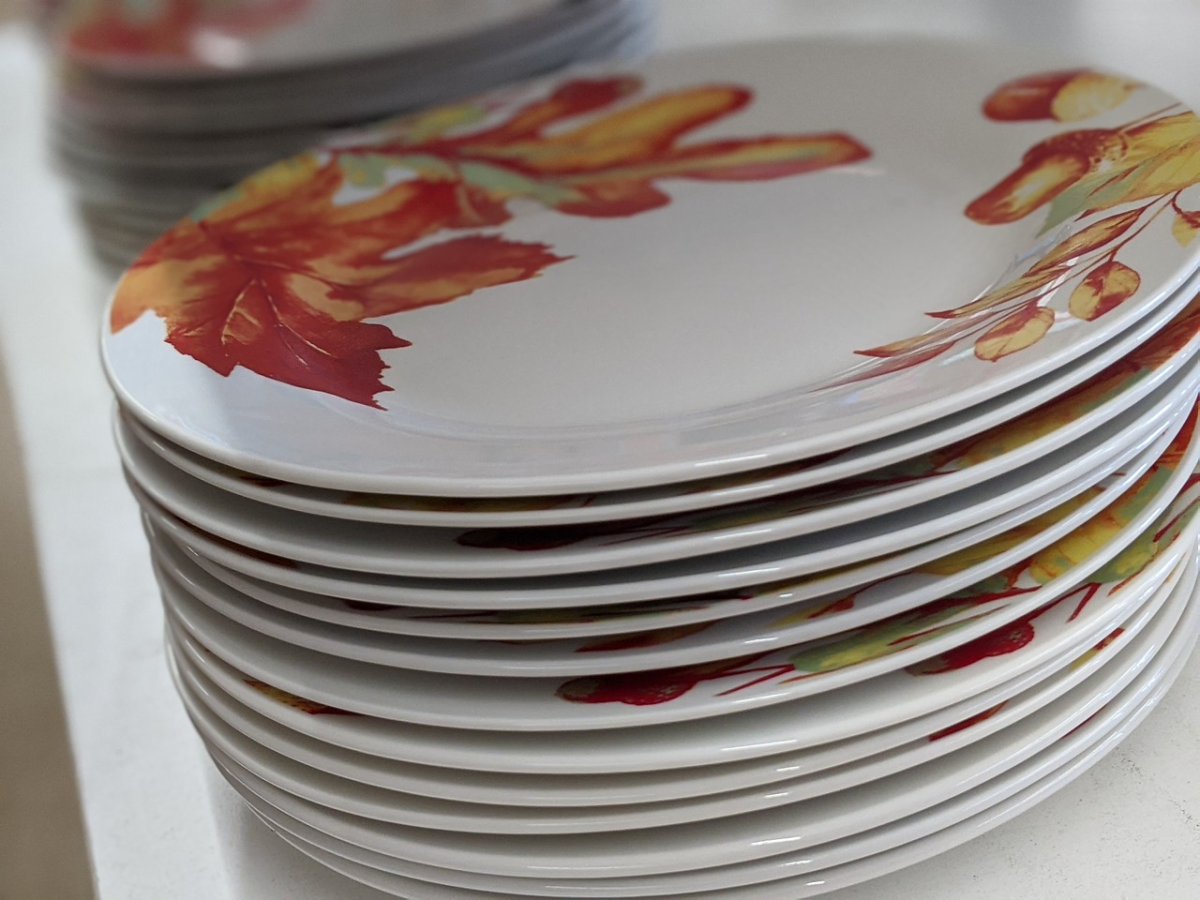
<box><xmin>197</xmin><ymin>589</ymin><xmax>1194</xmax><ymax>884</ymax></box>
<box><xmin>169</xmin><ymin>561</ymin><xmax>1180</xmax><ymax>810</ymax></box>
<box><xmin>54</xmin><ymin>0</ymin><xmax>567</xmax><ymax>76</ymax></box>
<box><xmin>120</xmin><ymin>374</ymin><xmax>1193</xmax><ymax>579</ymax></box>
<box><xmin>158</xmin><ymin>418</ymin><xmax>1184</xmax><ymax>641</ymax></box>
<box><xmin>208</xmin><ymin>603</ymin><xmax>1199</xmax><ymax>898</ymax></box>
<box><xmin>158</xmin><ymin>474</ymin><xmax>1200</xmax><ymax>729</ymax></box>
<box><xmin>143</xmin><ymin>407</ymin><xmax>1182</xmax><ymax>610</ymax></box>
<box><xmin>157</xmin><ymin>445</ymin><xmax>1165</xmax><ymax>646</ymax></box>
<box><xmin>172</xmin><ymin>555</ymin><xmax>1188</xmax><ymax>836</ymax></box>
<box><xmin>123</xmin><ymin>292</ymin><xmax>1200</xmax><ymax>528</ymax></box>
<box><xmin>61</xmin><ymin>1</ymin><xmax>649</xmax><ymax>131</ymax></box>
<box><xmin>101</xmin><ymin>37</ymin><xmax>1200</xmax><ymax>495</ymax></box>
<box><xmin>166</xmin><ymin>537</ymin><xmax>1166</xmax><ymax>777</ymax></box>
<box><xmin>189</xmin><ymin>568</ymin><xmax>1183</xmax><ymax>839</ymax></box>
<box><xmin>147</xmin><ymin>438</ymin><xmax>1199</xmax><ymax>678</ymax></box>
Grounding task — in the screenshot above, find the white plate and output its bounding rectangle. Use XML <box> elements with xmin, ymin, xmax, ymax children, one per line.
<box><xmin>169</xmin><ymin>560</ymin><xmax>1179</xmax><ymax>810</ymax></box>
<box><xmin>101</xmin><ymin>37</ymin><xmax>1200</xmax><ymax>495</ymax></box>
<box><xmin>144</xmin><ymin>405</ymin><xmax>1182</xmax><ymax>610</ymax></box>
<box><xmin>172</xmin><ymin>554</ymin><xmax>1189</xmax><ymax>837</ymax></box>
<box><xmin>147</xmin><ymin>434</ymin><xmax>1199</xmax><ymax>678</ymax></box>
<box><xmin>197</xmin><ymin>576</ymin><xmax>1195</xmax><ymax>884</ymax></box>
<box><xmin>208</xmin><ymin>596</ymin><xmax>1200</xmax><ymax>898</ymax></box>
<box><xmin>161</xmin><ymin>419</ymin><xmax>1184</xmax><ymax>641</ymax></box>
<box><xmin>123</xmin><ymin>291</ymin><xmax>1200</xmax><ymax>528</ymax></box>
<box><xmin>167</xmin><ymin>531</ymin><xmax>1170</xmax><ymax>777</ymax></box>
<box><xmin>158</xmin><ymin>473</ymin><xmax>1200</xmax><ymax>729</ymax></box>
<box><xmin>121</xmin><ymin>375</ymin><xmax>1193</xmax><ymax>579</ymax></box>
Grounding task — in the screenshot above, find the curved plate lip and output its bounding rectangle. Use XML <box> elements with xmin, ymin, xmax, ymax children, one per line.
<box><xmin>147</xmin><ymin>474</ymin><xmax>1187</xmax><ymax>679</ymax></box>
<box><xmin>117</xmin><ymin>380</ymin><xmax>1190</xmax><ymax>580</ymax></box>
<box><xmin>167</xmin><ymin>559</ymin><xmax>1184</xmax><ymax>815</ymax></box>
<box><xmin>210</xmin><ymin>602</ymin><xmax>1196</xmax><ymax>899</ymax></box>
<box><xmin>140</xmin><ymin>412</ymin><xmax>1177</xmax><ymax>609</ymax></box>
<box><xmin>154</xmin><ymin>481</ymin><xmax>1200</xmax><ymax>731</ymax></box>
<box><xmin>195</xmin><ymin>594</ymin><xmax>1191</xmax><ymax>881</ymax></box>
<box><xmin>100</xmin><ymin>36</ymin><xmax>1200</xmax><ymax>497</ymax></box>
<box><xmin>151</xmin><ymin>430</ymin><xmax>1174</xmax><ymax>644</ymax></box>
<box><xmin>120</xmin><ymin>286</ymin><xmax>1200</xmax><ymax>529</ymax></box>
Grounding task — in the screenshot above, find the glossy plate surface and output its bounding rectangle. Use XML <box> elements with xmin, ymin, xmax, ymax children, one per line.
<box><xmin>148</xmin><ymin>441</ymin><xmax>1199</xmax><ymax>678</ymax></box>
<box><xmin>120</xmin><ymin>376</ymin><xmax>1194</xmax><ymax>579</ymax></box>
<box><xmin>166</xmin><ymin>548</ymin><xmax>1171</xmax><ymax>775</ymax></box>
<box><xmin>168</xmin><ymin>566</ymin><xmax>1183</xmax><ymax>810</ymax></box>
<box><xmin>120</xmin><ymin>290</ymin><xmax>1200</xmax><ymax>528</ymax></box>
<box><xmin>141</xmin><ymin>406</ymin><xmax>1183</xmax><ymax>609</ymax></box>
<box><xmin>102</xmin><ymin>37</ymin><xmax>1200</xmax><ymax>494</ymax></box>
<box><xmin>151</xmin><ymin>431</ymin><xmax>1181</xmax><ymax>647</ymax></box>
<box><xmin>173</xmin><ymin>556</ymin><xmax>1190</xmax><ymax>837</ymax></box>
<box><xmin>158</xmin><ymin>473</ymin><xmax>1200</xmax><ymax>728</ymax></box>
<box><xmin>197</xmin><ymin>583</ymin><xmax>1194</xmax><ymax>882</ymax></box>
<box><xmin>209</xmin><ymin>600</ymin><xmax>1198</xmax><ymax>897</ymax></box>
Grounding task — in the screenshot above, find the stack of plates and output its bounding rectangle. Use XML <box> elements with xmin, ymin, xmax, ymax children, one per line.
<box><xmin>102</xmin><ymin>36</ymin><xmax>1200</xmax><ymax>897</ymax></box>
<box><xmin>43</xmin><ymin>0</ymin><xmax>653</xmax><ymax>268</ymax></box>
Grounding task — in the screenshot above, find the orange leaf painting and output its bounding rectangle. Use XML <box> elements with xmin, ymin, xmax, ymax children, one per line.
<box><xmin>973</xmin><ymin>302</ymin><xmax>1056</xmax><ymax>361</ymax></box>
<box><xmin>925</xmin><ymin>266</ymin><xmax>1068</xmax><ymax>320</ymax></box>
<box><xmin>110</xmin><ymin>77</ymin><xmax>873</xmax><ymax>406</ymax></box>
<box><xmin>966</xmin><ymin>112</ymin><xmax>1200</xmax><ymax>229</ymax></box>
<box><xmin>846</xmin><ymin>70</ymin><xmax>1200</xmax><ymax>383</ymax></box>
<box><xmin>1068</xmin><ymin>261</ymin><xmax>1141</xmax><ymax>320</ymax></box>
<box><xmin>1173</xmin><ymin>207</ymin><xmax>1200</xmax><ymax>247</ymax></box>
<box><xmin>1026</xmin><ymin>209</ymin><xmax>1143</xmax><ymax>271</ymax></box>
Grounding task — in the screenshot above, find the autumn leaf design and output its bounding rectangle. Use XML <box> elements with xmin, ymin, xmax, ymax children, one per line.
<box><xmin>574</xmin><ymin>622</ymin><xmax>714</xmax><ymax>654</ymax></box>
<box><xmin>982</xmin><ymin>70</ymin><xmax>1140</xmax><ymax>122</ymax></box>
<box><xmin>845</xmin><ymin>70</ymin><xmax>1200</xmax><ymax>380</ymax></box>
<box><xmin>928</xmin><ymin>703</ymin><xmax>1007</xmax><ymax>742</ymax></box>
<box><xmin>554</xmin><ymin>408</ymin><xmax>1198</xmax><ymax>708</ymax></box>
<box><xmin>352</xmin><ymin>77</ymin><xmax>871</xmax><ymax>220</ymax></box>
<box><xmin>1172</xmin><ymin>205</ymin><xmax>1200</xmax><ymax>248</ymax></box>
<box><xmin>906</xmin><ymin>613</ymin><xmax>1038</xmax><ymax>675</ymax></box>
<box><xmin>110</xmin><ymin>76</ymin><xmax>872</xmax><ymax>405</ymax></box>
<box><xmin>459</xmin><ymin>298</ymin><xmax>1200</xmax><ymax>556</ymax></box>
<box><xmin>60</xmin><ymin>0</ymin><xmax>310</xmax><ymax>61</ymax></box>
<box><xmin>554</xmin><ymin>591</ymin><xmax>1011</xmax><ymax>708</ymax></box>
<box><xmin>910</xmin><ymin>469</ymin><xmax>1199</xmax><ymax>678</ymax></box>
<box><xmin>111</xmin><ymin>155</ymin><xmax>566</xmax><ymax>406</ymax></box>
<box><xmin>973</xmin><ymin>302</ymin><xmax>1057</xmax><ymax>361</ymax></box>
<box><xmin>555</xmin><ymin>656</ymin><xmax>761</xmax><ymax>707</ymax></box>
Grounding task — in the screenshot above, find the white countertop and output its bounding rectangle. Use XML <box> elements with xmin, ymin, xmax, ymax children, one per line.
<box><xmin>2</xmin><ymin>2</ymin><xmax>1198</xmax><ymax>898</ymax></box>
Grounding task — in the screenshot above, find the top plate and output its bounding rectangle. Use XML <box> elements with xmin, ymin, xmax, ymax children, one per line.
<box><xmin>102</xmin><ymin>36</ymin><xmax>1200</xmax><ymax>495</ymax></box>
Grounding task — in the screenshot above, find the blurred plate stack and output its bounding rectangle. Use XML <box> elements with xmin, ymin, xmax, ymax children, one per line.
<box><xmin>103</xmin><ymin>36</ymin><xmax>1200</xmax><ymax>898</ymax></box>
<box><xmin>42</xmin><ymin>0</ymin><xmax>654</xmax><ymax>268</ymax></box>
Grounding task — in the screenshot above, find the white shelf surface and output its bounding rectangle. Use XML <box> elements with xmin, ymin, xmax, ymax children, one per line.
<box><xmin>1</xmin><ymin>2</ymin><xmax>1198</xmax><ymax>898</ymax></box>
